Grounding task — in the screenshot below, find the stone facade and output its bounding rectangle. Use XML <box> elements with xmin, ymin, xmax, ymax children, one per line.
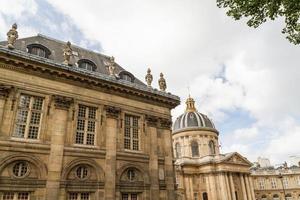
<box><xmin>251</xmin><ymin>165</ymin><xmax>300</xmax><ymax>200</ymax></box>
<box><xmin>0</xmin><ymin>34</ymin><xmax>180</xmax><ymax>200</ymax></box>
<box><xmin>173</xmin><ymin>97</ymin><xmax>255</xmax><ymax>200</ymax></box>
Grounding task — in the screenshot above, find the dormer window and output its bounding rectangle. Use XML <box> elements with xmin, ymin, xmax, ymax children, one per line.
<box><xmin>119</xmin><ymin>71</ymin><xmax>135</xmax><ymax>83</ymax></box>
<box><xmin>77</xmin><ymin>59</ymin><xmax>97</xmax><ymax>71</ymax></box>
<box><xmin>27</xmin><ymin>44</ymin><xmax>51</xmax><ymax>58</ymax></box>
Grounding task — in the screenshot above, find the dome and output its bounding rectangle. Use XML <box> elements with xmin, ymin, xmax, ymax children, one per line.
<box><xmin>173</xmin><ymin>96</ymin><xmax>216</xmax><ymax>133</ymax></box>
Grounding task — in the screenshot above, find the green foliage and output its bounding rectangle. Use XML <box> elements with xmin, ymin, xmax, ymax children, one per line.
<box><xmin>217</xmin><ymin>0</ymin><xmax>300</xmax><ymax>44</ymax></box>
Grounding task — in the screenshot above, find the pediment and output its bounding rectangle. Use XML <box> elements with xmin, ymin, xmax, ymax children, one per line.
<box><xmin>221</xmin><ymin>152</ymin><xmax>252</xmax><ymax>166</ymax></box>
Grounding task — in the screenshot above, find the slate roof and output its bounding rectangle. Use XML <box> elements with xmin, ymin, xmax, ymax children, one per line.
<box><xmin>0</xmin><ymin>34</ymin><xmax>180</xmax><ymax>102</ymax></box>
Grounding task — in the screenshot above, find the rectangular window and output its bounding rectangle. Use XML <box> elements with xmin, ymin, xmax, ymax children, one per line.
<box><xmin>259</xmin><ymin>178</ymin><xmax>265</xmax><ymax>189</ymax></box>
<box><xmin>2</xmin><ymin>192</ymin><xmax>29</xmax><ymax>200</ymax></box>
<box><xmin>13</xmin><ymin>94</ymin><xmax>44</xmax><ymax>139</ymax></box>
<box><xmin>122</xmin><ymin>194</ymin><xmax>137</xmax><ymax>200</ymax></box>
<box><xmin>270</xmin><ymin>178</ymin><xmax>277</xmax><ymax>189</ymax></box>
<box><xmin>124</xmin><ymin>115</ymin><xmax>139</xmax><ymax>150</ymax></box>
<box><xmin>75</xmin><ymin>105</ymin><xmax>97</xmax><ymax>145</ymax></box>
<box><xmin>283</xmin><ymin>177</ymin><xmax>289</xmax><ymax>188</ymax></box>
<box><xmin>68</xmin><ymin>193</ymin><xmax>90</xmax><ymax>200</ymax></box>
<box><xmin>194</xmin><ymin>193</ymin><xmax>198</xmax><ymax>200</ymax></box>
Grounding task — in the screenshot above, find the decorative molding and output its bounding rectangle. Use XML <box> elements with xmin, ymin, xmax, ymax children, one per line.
<box><xmin>159</xmin><ymin>118</ymin><xmax>172</xmax><ymax>129</ymax></box>
<box><xmin>105</xmin><ymin>106</ymin><xmax>120</xmax><ymax>119</ymax></box>
<box><xmin>145</xmin><ymin>115</ymin><xmax>158</xmax><ymax>127</ymax></box>
<box><xmin>53</xmin><ymin>95</ymin><xmax>73</xmax><ymax>110</ymax></box>
<box><xmin>0</xmin><ymin>84</ymin><xmax>13</xmax><ymax>99</ymax></box>
<box><xmin>0</xmin><ymin>53</ymin><xmax>180</xmax><ymax>109</ymax></box>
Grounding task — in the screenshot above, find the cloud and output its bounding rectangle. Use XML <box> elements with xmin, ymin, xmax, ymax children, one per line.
<box><xmin>1</xmin><ymin>0</ymin><xmax>299</xmax><ymax>165</ymax></box>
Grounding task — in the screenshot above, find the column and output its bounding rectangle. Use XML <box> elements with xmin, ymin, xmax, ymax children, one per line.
<box><xmin>160</xmin><ymin>118</ymin><xmax>176</xmax><ymax>199</ymax></box>
<box><xmin>104</xmin><ymin>106</ymin><xmax>120</xmax><ymax>200</ymax></box>
<box><xmin>146</xmin><ymin>115</ymin><xmax>159</xmax><ymax>200</ymax></box>
<box><xmin>225</xmin><ymin>173</ymin><xmax>232</xmax><ymax>200</ymax></box>
<box><xmin>0</xmin><ymin>85</ymin><xmax>12</xmax><ymax>131</ymax></box>
<box><xmin>240</xmin><ymin>174</ymin><xmax>248</xmax><ymax>200</ymax></box>
<box><xmin>219</xmin><ymin>173</ymin><xmax>229</xmax><ymax>200</ymax></box>
<box><xmin>229</xmin><ymin>173</ymin><xmax>236</xmax><ymax>200</ymax></box>
<box><xmin>245</xmin><ymin>175</ymin><xmax>253</xmax><ymax>200</ymax></box>
<box><xmin>208</xmin><ymin>174</ymin><xmax>218</xmax><ymax>200</ymax></box>
<box><xmin>248</xmin><ymin>176</ymin><xmax>256</xmax><ymax>200</ymax></box>
<box><xmin>46</xmin><ymin>95</ymin><xmax>73</xmax><ymax>199</ymax></box>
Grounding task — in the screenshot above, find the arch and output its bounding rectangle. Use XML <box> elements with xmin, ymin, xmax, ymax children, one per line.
<box><xmin>61</xmin><ymin>158</ymin><xmax>104</xmax><ymax>181</ymax></box>
<box><xmin>191</xmin><ymin>140</ymin><xmax>199</xmax><ymax>157</ymax></box>
<box><xmin>273</xmin><ymin>194</ymin><xmax>279</xmax><ymax>200</ymax></box>
<box><xmin>27</xmin><ymin>43</ymin><xmax>51</xmax><ymax>58</ymax></box>
<box><xmin>0</xmin><ymin>153</ymin><xmax>47</xmax><ymax>179</ymax></box>
<box><xmin>118</xmin><ymin>70</ymin><xmax>135</xmax><ymax>83</ymax></box>
<box><xmin>209</xmin><ymin>140</ymin><xmax>216</xmax><ymax>155</ymax></box>
<box><xmin>202</xmin><ymin>192</ymin><xmax>208</xmax><ymax>200</ymax></box>
<box><xmin>175</xmin><ymin>143</ymin><xmax>181</xmax><ymax>158</ymax></box>
<box><xmin>117</xmin><ymin>163</ymin><xmax>150</xmax><ymax>184</ymax></box>
<box><xmin>77</xmin><ymin>59</ymin><xmax>97</xmax><ymax>71</ymax></box>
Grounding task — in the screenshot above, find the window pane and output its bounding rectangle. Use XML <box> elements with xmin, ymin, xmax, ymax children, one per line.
<box><xmin>19</xmin><ymin>95</ymin><xmax>30</xmax><ymax>108</ymax></box>
<box><xmin>68</xmin><ymin>193</ymin><xmax>78</xmax><ymax>200</ymax></box>
<box><xmin>3</xmin><ymin>192</ymin><xmax>14</xmax><ymax>200</ymax></box>
<box><xmin>14</xmin><ymin>124</ymin><xmax>26</xmax><ymax>138</ymax></box>
<box><xmin>30</xmin><ymin>112</ymin><xmax>41</xmax><ymax>125</ymax></box>
<box><xmin>32</xmin><ymin>97</ymin><xmax>43</xmax><ymax>110</ymax></box>
<box><xmin>17</xmin><ymin>192</ymin><xmax>29</xmax><ymax>200</ymax></box>
<box><xmin>78</xmin><ymin>105</ymin><xmax>86</xmax><ymax>117</ymax></box>
<box><xmin>28</xmin><ymin>126</ymin><xmax>39</xmax><ymax>139</ymax></box>
<box><xmin>77</xmin><ymin>119</ymin><xmax>85</xmax><ymax>131</ymax></box>
<box><xmin>122</xmin><ymin>194</ymin><xmax>129</xmax><ymax>200</ymax></box>
<box><xmin>76</xmin><ymin>132</ymin><xmax>84</xmax><ymax>144</ymax></box>
<box><xmin>16</xmin><ymin>110</ymin><xmax>28</xmax><ymax>123</ymax></box>
<box><xmin>86</xmin><ymin>133</ymin><xmax>94</xmax><ymax>145</ymax></box>
<box><xmin>80</xmin><ymin>193</ymin><xmax>89</xmax><ymax>200</ymax></box>
<box><xmin>88</xmin><ymin>107</ymin><xmax>96</xmax><ymax>119</ymax></box>
<box><xmin>87</xmin><ymin>121</ymin><xmax>95</xmax><ymax>132</ymax></box>
<box><xmin>124</xmin><ymin>138</ymin><xmax>131</xmax><ymax>149</ymax></box>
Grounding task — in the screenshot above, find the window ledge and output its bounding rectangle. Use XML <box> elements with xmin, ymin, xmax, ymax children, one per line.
<box><xmin>72</xmin><ymin>144</ymin><xmax>99</xmax><ymax>149</ymax></box>
<box><xmin>10</xmin><ymin>137</ymin><xmax>42</xmax><ymax>144</ymax></box>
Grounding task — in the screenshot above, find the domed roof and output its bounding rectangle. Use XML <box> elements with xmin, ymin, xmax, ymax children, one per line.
<box><xmin>173</xmin><ymin>96</ymin><xmax>216</xmax><ymax>133</ymax></box>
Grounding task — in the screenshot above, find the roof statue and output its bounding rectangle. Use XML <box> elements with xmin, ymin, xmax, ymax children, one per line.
<box><xmin>145</xmin><ymin>68</ymin><xmax>153</xmax><ymax>87</ymax></box>
<box><xmin>158</xmin><ymin>73</ymin><xmax>166</xmax><ymax>92</ymax></box>
<box><xmin>63</xmin><ymin>41</ymin><xmax>73</xmax><ymax>66</ymax></box>
<box><xmin>6</xmin><ymin>23</ymin><xmax>18</xmax><ymax>49</ymax></box>
<box><xmin>107</xmin><ymin>56</ymin><xmax>116</xmax><ymax>77</ymax></box>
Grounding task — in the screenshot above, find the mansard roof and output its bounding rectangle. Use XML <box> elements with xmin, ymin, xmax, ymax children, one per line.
<box><xmin>0</xmin><ymin>34</ymin><xmax>180</xmax><ymax>108</ymax></box>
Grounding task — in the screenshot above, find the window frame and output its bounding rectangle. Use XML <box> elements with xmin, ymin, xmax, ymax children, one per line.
<box><xmin>191</xmin><ymin>140</ymin><xmax>199</xmax><ymax>157</ymax></box>
<box><xmin>77</xmin><ymin>59</ymin><xmax>97</xmax><ymax>72</ymax></box>
<box><xmin>1</xmin><ymin>192</ymin><xmax>30</xmax><ymax>200</ymax></box>
<box><xmin>12</xmin><ymin>93</ymin><xmax>45</xmax><ymax>141</ymax></box>
<box><xmin>74</xmin><ymin>104</ymin><xmax>98</xmax><ymax>146</ymax></box>
<box><xmin>123</xmin><ymin>114</ymin><xmax>140</xmax><ymax>151</ymax></box>
<box><xmin>68</xmin><ymin>192</ymin><xmax>90</xmax><ymax>200</ymax></box>
<box><xmin>27</xmin><ymin>44</ymin><xmax>51</xmax><ymax>58</ymax></box>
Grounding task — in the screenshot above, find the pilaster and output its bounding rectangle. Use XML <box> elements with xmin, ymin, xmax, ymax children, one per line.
<box><xmin>160</xmin><ymin>118</ymin><xmax>176</xmax><ymax>200</ymax></box>
<box><xmin>0</xmin><ymin>84</ymin><xmax>12</xmax><ymax>128</ymax></box>
<box><xmin>145</xmin><ymin>115</ymin><xmax>159</xmax><ymax>199</ymax></box>
<box><xmin>46</xmin><ymin>95</ymin><xmax>73</xmax><ymax>200</ymax></box>
<box><xmin>104</xmin><ymin>105</ymin><xmax>120</xmax><ymax>200</ymax></box>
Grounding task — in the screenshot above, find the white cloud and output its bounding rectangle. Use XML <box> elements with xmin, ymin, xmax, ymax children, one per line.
<box><xmin>1</xmin><ymin>0</ymin><xmax>299</xmax><ymax>164</ymax></box>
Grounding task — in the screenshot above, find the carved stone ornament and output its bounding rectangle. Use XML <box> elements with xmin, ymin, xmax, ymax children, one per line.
<box><xmin>63</xmin><ymin>41</ymin><xmax>73</xmax><ymax>66</ymax></box>
<box><xmin>159</xmin><ymin>118</ymin><xmax>172</xmax><ymax>129</ymax></box>
<box><xmin>0</xmin><ymin>84</ymin><xmax>13</xmax><ymax>99</ymax></box>
<box><xmin>145</xmin><ymin>115</ymin><xmax>158</xmax><ymax>127</ymax></box>
<box><xmin>105</xmin><ymin>105</ymin><xmax>120</xmax><ymax>119</ymax></box>
<box><xmin>158</xmin><ymin>73</ymin><xmax>167</xmax><ymax>92</ymax></box>
<box><xmin>7</xmin><ymin>23</ymin><xmax>18</xmax><ymax>49</ymax></box>
<box><xmin>106</xmin><ymin>56</ymin><xmax>116</xmax><ymax>77</ymax></box>
<box><xmin>53</xmin><ymin>95</ymin><xmax>73</xmax><ymax>110</ymax></box>
<box><xmin>145</xmin><ymin>68</ymin><xmax>153</xmax><ymax>87</ymax></box>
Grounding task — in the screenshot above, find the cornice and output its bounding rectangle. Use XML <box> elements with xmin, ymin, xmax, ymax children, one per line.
<box><xmin>0</xmin><ymin>46</ymin><xmax>180</xmax><ymax>109</ymax></box>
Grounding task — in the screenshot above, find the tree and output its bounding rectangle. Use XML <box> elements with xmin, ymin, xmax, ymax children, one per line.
<box><xmin>217</xmin><ymin>0</ymin><xmax>300</xmax><ymax>44</ymax></box>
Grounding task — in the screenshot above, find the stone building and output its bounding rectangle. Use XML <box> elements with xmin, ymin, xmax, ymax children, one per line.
<box><xmin>172</xmin><ymin>96</ymin><xmax>256</xmax><ymax>200</ymax></box>
<box><xmin>251</xmin><ymin>163</ymin><xmax>300</xmax><ymax>200</ymax></box>
<box><xmin>0</xmin><ymin>25</ymin><xmax>180</xmax><ymax>200</ymax></box>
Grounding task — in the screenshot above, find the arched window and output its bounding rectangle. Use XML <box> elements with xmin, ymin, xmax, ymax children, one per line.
<box><xmin>286</xmin><ymin>194</ymin><xmax>292</xmax><ymax>200</ymax></box>
<box><xmin>273</xmin><ymin>194</ymin><xmax>279</xmax><ymax>200</ymax></box>
<box><xmin>27</xmin><ymin>44</ymin><xmax>51</xmax><ymax>58</ymax></box>
<box><xmin>191</xmin><ymin>141</ymin><xmax>199</xmax><ymax>157</ymax></box>
<box><xmin>175</xmin><ymin>143</ymin><xmax>181</xmax><ymax>158</ymax></box>
<box><xmin>77</xmin><ymin>59</ymin><xmax>97</xmax><ymax>71</ymax></box>
<box><xmin>119</xmin><ymin>71</ymin><xmax>135</xmax><ymax>83</ymax></box>
<box><xmin>209</xmin><ymin>140</ymin><xmax>216</xmax><ymax>155</ymax></box>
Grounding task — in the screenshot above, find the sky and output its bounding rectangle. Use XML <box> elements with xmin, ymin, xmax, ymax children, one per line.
<box><xmin>0</xmin><ymin>0</ymin><xmax>300</xmax><ymax>165</ymax></box>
